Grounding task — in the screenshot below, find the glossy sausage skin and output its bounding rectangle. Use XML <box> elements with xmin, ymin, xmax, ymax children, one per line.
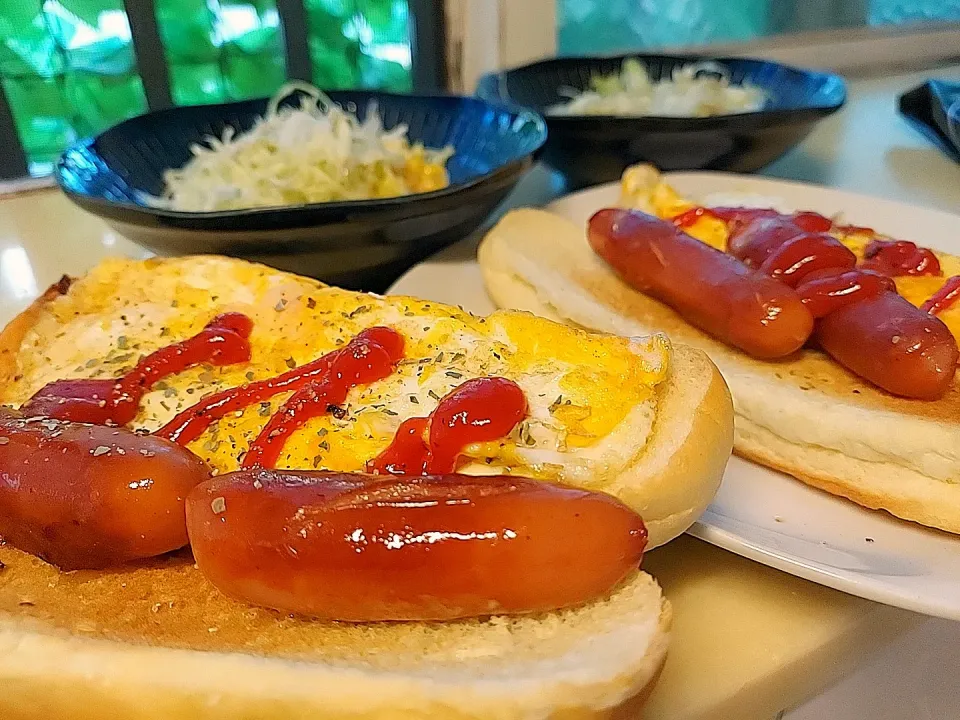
<box><xmin>758</xmin><ymin>233</ymin><xmax>857</xmax><ymax>287</ymax></box>
<box><xmin>797</xmin><ymin>270</ymin><xmax>895</xmax><ymax>318</ymax></box>
<box><xmin>0</xmin><ymin>412</ymin><xmax>211</xmax><ymax>569</ymax></box>
<box><xmin>727</xmin><ymin>216</ymin><xmax>806</xmax><ymax>265</ymax></box>
<box><xmin>589</xmin><ymin>209</ymin><xmax>814</xmax><ymax>359</ymax></box>
<box><xmin>816</xmin><ymin>292</ymin><xmax>959</xmax><ymax>399</ymax></box>
<box><xmin>186</xmin><ymin>470</ymin><xmax>648</xmax><ymax>621</ymax></box>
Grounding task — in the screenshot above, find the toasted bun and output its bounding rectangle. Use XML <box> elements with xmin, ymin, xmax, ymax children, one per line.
<box><xmin>0</xmin><ymin>547</ymin><xmax>669</xmax><ymax>720</ymax></box>
<box><xmin>479</xmin><ymin>207</ymin><xmax>960</xmax><ymax>534</ymax></box>
<box><xmin>0</xmin><ymin>254</ymin><xmax>730</xmax><ymax>717</ymax></box>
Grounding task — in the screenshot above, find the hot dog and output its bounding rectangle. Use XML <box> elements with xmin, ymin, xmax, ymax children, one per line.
<box><xmin>693</xmin><ymin>211</ymin><xmax>958</xmax><ymax>398</ymax></box>
<box><xmin>730</xmin><ymin>217</ymin><xmax>958</xmax><ymax>398</ymax></box>
<box><xmin>592</xmin><ymin>207</ymin><xmax>959</xmax><ymax>398</ymax></box>
<box><xmin>815</xmin><ymin>292</ymin><xmax>959</xmax><ymax>399</ymax></box>
<box><xmin>186</xmin><ymin>469</ymin><xmax>648</xmax><ymax>622</ymax></box>
<box><xmin>0</xmin><ymin>411</ymin><xmax>211</xmax><ymax>569</ymax></box>
<box><xmin>588</xmin><ymin>209</ymin><xmax>814</xmax><ymax>359</ymax></box>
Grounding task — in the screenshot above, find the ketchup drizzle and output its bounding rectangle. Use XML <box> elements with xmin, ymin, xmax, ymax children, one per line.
<box><xmin>671</xmin><ymin>206</ymin><xmax>832</xmax><ymax>233</ymax></box>
<box><xmin>156</xmin><ymin>327</ymin><xmax>403</xmax><ymax>446</ymax></box>
<box><xmin>241</xmin><ymin>330</ymin><xmax>404</xmax><ymax>469</ymax></box>
<box><xmin>861</xmin><ymin>239</ymin><xmax>941</xmax><ymax>277</ymax></box>
<box><xmin>796</xmin><ymin>270</ymin><xmax>895</xmax><ymax>319</ymax></box>
<box><xmin>367</xmin><ymin>377</ymin><xmax>527</xmax><ymax>476</ymax></box>
<box><xmin>20</xmin><ymin>313</ymin><xmax>253</xmax><ymax>426</ymax></box>
<box><xmin>369</xmin><ymin>417</ymin><xmax>431</xmax><ymax>475</ymax></box>
<box><xmin>921</xmin><ymin>276</ymin><xmax>960</xmax><ymax>316</ymax></box>
<box><xmin>690</xmin><ymin>207</ymin><xmax>947</xmax><ymax>320</ymax></box>
<box><xmin>757</xmin><ymin>233</ymin><xmax>857</xmax><ymax>287</ymax></box>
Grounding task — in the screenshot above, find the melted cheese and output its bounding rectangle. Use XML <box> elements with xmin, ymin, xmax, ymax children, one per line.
<box><xmin>620</xmin><ymin>172</ymin><xmax>960</xmax><ymax>340</ymax></box>
<box><xmin>6</xmin><ymin>257</ymin><xmax>670</xmax><ymax>487</ymax></box>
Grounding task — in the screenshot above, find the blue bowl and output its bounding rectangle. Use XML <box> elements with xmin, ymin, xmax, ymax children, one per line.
<box><xmin>477</xmin><ymin>54</ymin><xmax>845</xmax><ymax>188</ymax></box>
<box><xmin>56</xmin><ymin>90</ymin><xmax>547</xmax><ymax>291</ymax></box>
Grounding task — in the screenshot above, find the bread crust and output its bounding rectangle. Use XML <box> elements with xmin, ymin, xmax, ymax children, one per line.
<box><xmin>0</xmin><ymin>275</ymin><xmax>71</xmax><ymax>386</ymax></box>
<box><xmin>0</xmin><ymin>554</ymin><xmax>670</xmax><ymax>720</ymax></box>
<box><xmin>479</xmin><ymin>208</ymin><xmax>960</xmax><ymax>533</ymax></box>
<box><xmin>600</xmin><ymin>344</ymin><xmax>733</xmax><ymax>547</ymax></box>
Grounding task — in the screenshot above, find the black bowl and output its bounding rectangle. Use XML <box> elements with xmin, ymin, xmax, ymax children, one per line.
<box><xmin>55</xmin><ymin>91</ymin><xmax>547</xmax><ymax>292</ymax></box>
<box><xmin>898</xmin><ymin>80</ymin><xmax>960</xmax><ymax>162</ymax></box>
<box><xmin>476</xmin><ymin>54</ymin><xmax>845</xmax><ymax>189</ymax></box>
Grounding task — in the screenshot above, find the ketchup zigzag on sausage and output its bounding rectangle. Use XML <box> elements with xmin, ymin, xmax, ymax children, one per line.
<box><xmin>588</xmin><ymin>209</ymin><xmax>814</xmax><ymax>360</ymax></box>
<box><xmin>478</xmin><ymin>168</ymin><xmax>960</xmax><ymax>535</ymax></box>
<box><xmin>728</xmin><ymin>213</ymin><xmax>958</xmax><ymax>398</ymax></box>
<box><xmin>588</xmin><ymin>208</ymin><xmax>959</xmax><ymax>400</ymax></box>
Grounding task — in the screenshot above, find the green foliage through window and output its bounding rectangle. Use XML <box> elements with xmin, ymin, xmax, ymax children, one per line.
<box><xmin>0</xmin><ymin>0</ymin><xmax>413</xmax><ymax>175</ymax></box>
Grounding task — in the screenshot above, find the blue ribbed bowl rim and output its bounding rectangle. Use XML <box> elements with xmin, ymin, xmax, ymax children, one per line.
<box><xmin>476</xmin><ymin>53</ymin><xmax>846</xmax><ymax>127</ymax></box>
<box><xmin>55</xmin><ymin>90</ymin><xmax>548</xmax><ymax>223</ymax></box>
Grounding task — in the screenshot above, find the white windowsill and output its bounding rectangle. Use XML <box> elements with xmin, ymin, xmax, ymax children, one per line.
<box><xmin>446</xmin><ymin>1</ymin><xmax>960</xmax><ymax>91</ymax></box>
<box><xmin>677</xmin><ymin>22</ymin><xmax>960</xmax><ymax>77</ymax></box>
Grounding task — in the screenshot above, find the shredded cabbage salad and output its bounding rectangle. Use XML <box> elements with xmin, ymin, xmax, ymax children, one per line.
<box><xmin>153</xmin><ymin>83</ymin><xmax>455</xmax><ymax>212</ymax></box>
<box><xmin>548</xmin><ymin>59</ymin><xmax>767</xmax><ymax>118</ymax></box>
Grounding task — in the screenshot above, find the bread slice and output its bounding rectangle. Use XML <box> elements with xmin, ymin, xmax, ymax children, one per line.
<box><xmin>0</xmin><ymin>546</ymin><xmax>669</xmax><ymax>720</ymax></box>
<box><xmin>479</xmin><ymin>208</ymin><xmax>960</xmax><ymax>534</ymax></box>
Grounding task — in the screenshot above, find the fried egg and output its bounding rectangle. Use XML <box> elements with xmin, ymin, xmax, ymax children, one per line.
<box><xmin>1</xmin><ymin>256</ymin><xmax>670</xmax><ymax>487</ymax></box>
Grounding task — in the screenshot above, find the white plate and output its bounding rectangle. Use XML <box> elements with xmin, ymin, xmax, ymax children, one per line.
<box><xmin>388</xmin><ymin>172</ymin><xmax>960</xmax><ymax>620</ymax></box>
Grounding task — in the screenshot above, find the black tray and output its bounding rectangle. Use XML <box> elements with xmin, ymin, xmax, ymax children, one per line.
<box><xmin>899</xmin><ymin>80</ymin><xmax>960</xmax><ymax>163</ymax></box>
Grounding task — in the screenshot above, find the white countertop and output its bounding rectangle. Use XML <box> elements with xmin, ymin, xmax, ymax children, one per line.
<box><xmin>762</xmin><ymin>64</ymin><xmax>960</xmax><ymax>212</ymax></box>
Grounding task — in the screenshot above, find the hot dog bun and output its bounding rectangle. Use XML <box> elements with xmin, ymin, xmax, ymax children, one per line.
<box><xmin>0</xmin><ymin>550</ymin><xmax>668</xmax><ymax>720</ymax></box>
<box><xmin>0</xmin><ymin>255</ymin><xmax>731</xmax><ymax>717</ymax></box>
<box><xmin>479</xmin><ymin>206</ymin><xmax>960</xmax><ymax>534</ymax></box>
